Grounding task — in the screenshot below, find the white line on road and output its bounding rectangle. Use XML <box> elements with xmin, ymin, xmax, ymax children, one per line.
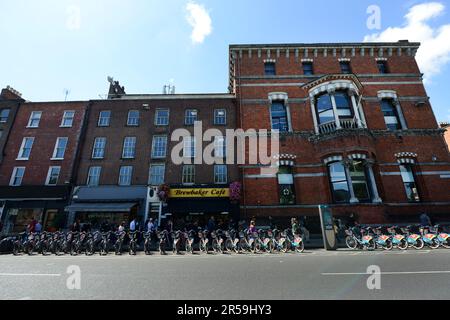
<box><xmin>0</xmin><ymin>273</ymin><xmax>61</xmax><ymax>277</ymax></box>
<box><xmin>322</xmin><ymin>271</ymin><xmax>450</xmax><ymax>276</ymax></box>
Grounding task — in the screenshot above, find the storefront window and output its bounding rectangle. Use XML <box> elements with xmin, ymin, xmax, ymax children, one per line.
<box><xmin>4</xmin><ymin>208</ymin><xmax>43</xmax><ymax>234</ymax></box>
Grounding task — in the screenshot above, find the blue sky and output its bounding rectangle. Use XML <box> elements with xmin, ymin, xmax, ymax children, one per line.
<box><xmin>1</xmin><ymin>0</ymin><xmax>449</xmax><ymax>122</ymax></box>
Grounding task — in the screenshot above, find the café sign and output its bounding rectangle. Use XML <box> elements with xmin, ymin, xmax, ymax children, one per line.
<box><xmin>169</xmin><ymin>188</ymin><xmax>229</xmax><ymax>198</ymax></box>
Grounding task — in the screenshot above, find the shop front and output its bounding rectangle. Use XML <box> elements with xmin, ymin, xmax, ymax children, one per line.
<box><xmin>0</xmin><ymin>186</ymin><xmax>71</xmax><ymax>235</ymax></box>
<box><xmin>162</xmin><ymin>185</ymin><xmax>239</xmax><ymax>229</ymax></box>
<box><xmin>65</xmin><ymin>186</ymin><xmax>147</xmax><ymax>230</ymax></box>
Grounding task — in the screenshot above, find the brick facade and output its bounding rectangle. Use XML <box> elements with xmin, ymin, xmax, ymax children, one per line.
<box><xmin>0</xmin><ymin>101</ymin><xmax>88</xmax><ymax>186</ymax></box>
<box><xmin>230</xmin><ymin>41</ymin><xmax>450</xmax><ymax>225</ymax></box>
<box><xmin>75</xmin><ymin>95</ymin><xmax>238</xmax><ymax>186</ymax></box>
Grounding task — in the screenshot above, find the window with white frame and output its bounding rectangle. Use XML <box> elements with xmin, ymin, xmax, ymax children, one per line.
<box><xmin>87</xmin><ymin>166</ymin><xmax>101</xmax><ymax>186</ymax></box>
<box><xmin>328</xmin><ymin>161</ymin><xmax>351</xmax><ymax>203</ymax></box>
<box><xmin>122</xmin><ymin>137</ymin><xmax>136</xmax><ymax>159</ymax></box>
<box><xmin>61</xmin><ymin>111</ymin><xmax>75</xmax><ymax>127</ymax></box>
<box><xmin>183</xmin><ymin>136</ymin><xmax>196</xmax><ymax>158</ymax></box>
<box><xmin>92</xmin><ymin>137</ymin><xmax>106</xmax><ymax>159</ymax></box>
<box><xmin>185</xmin><ymin>109</ymin><xmax>198</xmax><ymax>125</ymax></box>
<box><xmin>149</xmin><ymin>164</ymin><xmax>165</xmax><ymax>185</ymax></box>
<box><xmin>0</xmin><ymin>109</ymin><xmax>10</xmax><ymax>123</ymax></box>
<box><xmin>17</xmin><ymin>137</ymin><xmax>34</xmax><ymax>160</ymax></box>
<box><xmin>214</xmin><ymin>109</ymin><xmax>227</xmax><ymax>125</ymax></box>
<box><xmin>214</xmin><ymin>165</ymin><xmax>227</xmax><ymax>184</ymax></box>
<box><xmin>98</xmin><ymin>110</ymin><xmax>111</xmax><ymax>127</ymax></box>
<box><xmin>52</xmin><ymin>137</ymin><xmax>68</xmax><ymax>159</ymax></box>
<box><xmin>381</xmin><ymin>99</ymin><xmax>401</xmax><ymax>131</ymax></box>
<box><xmin>127</xmin><ymin>110</ymin><xmax>139</xmax><ymax>126</ymax></box>
<box><xmin>10</xmin><ymin>167</ymin><xmax>25</xmax><ymax>186</ymax></box>
<box><xmin>151</xmin><ymin>136</ymin><xmax>167</xmax><ymax>158</ymax></box>
<box><xmin>155</xmin><ymin>109</ymin><xmax>169</xmax><ymax>126</ymax></box>
<box><xmin>399</xmin><ymin>164</ymin><xmax>420</xmax><ymax>202</ymax></box>
<box><xmin>27</xmin><ymin>111</ymin><xmax>42</xmax><ymax>128</ymax></box>
<box><xmin>118</xmin><ymin>166</ymin><xmax>133</xmax><ymax>186</ymax></box>
<box><xmin>270</xmin><ymin>102</ymin><xmax>289</xmax><ymax>132</ymax></box>
<box><xmin>46</xmin><ymin>166</ymin><xmax>61</xmax><ymax>186</ymax></box>
<box><xmin>182</xmin><ymin>165</ymin><xmax>195</xmax><ymax>184</ymax></box>
<box><xmin>214</xmin><ymin>136</ymin><xmax>226</xmax><ymax>158</ymax></box>
<box><xmin>317</xmin><ymin>91</ymin><xmax>354</xmax><ymax>125</ymax></box>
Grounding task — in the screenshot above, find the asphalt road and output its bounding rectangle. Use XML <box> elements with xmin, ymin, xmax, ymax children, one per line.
<box><xmin>0</xmin><ymin>249</ymin><xmax>449</xmax><ymax>300</ymax></box>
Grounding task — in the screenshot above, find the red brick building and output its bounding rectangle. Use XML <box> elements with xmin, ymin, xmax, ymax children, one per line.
<box><xmin>230</xmin><ymin>41</ymin><xmax>450</xmax><ymax>227</ymax></box>
<box><xmin>442</xmin><ymin>123</ymin><xmax>450</xmax><ymax>152</ymax></box>
<box><xmin>65</xmin><ymin>80</ymin><xmax>239</xmax><ymax>230</ymax></box>
<box><xmin>0</xmin><ymin>100</ymin><xmax>88</xmax><ymax>233</ymax></box>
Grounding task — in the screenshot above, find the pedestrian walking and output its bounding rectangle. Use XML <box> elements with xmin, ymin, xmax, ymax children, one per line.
<box><xmin>420</xmin><ymin>212</ymin><xmax>432</xmax><ymax>227</ymax></box>
<box><xmin>207</xmin><ymin>216</ymin><xmax>216</xmax><ymax>232</ymax></box>
<box><xmin>130</xmin><ymin>218</ymin><xmax>137</xmax><ymax>232</ymax></box>
<box><xmin>35</xmin><ymin>220</ymin><xmax>42</xmax><ymax>233</ymax></box>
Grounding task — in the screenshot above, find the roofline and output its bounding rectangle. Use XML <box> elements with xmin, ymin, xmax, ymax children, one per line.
<box><xmin>229</xmin><ymin>41</ymin><xmax>421</xmax><ymax>50</ymax></box>
<box><xmin>93</xmin><ymin>93</ymin><xmax>236</xmax><ymax>101</ymax></box>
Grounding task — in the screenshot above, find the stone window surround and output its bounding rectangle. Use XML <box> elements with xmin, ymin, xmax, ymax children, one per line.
<box><xmin>309</xmin><ymin>80</ymin><xmax>366</xmax><ymax>134</ymax></box>
<box><xmin>395</xmin><ymin>152</ymin><xmax>418</xmax><ymax>164</ymax></box>
<box><xmin>377</xmin><ymin>90</ymin><xmax>408</xmax><ymax>130</ymax></box>
<box><xmin>323</xmin><ymin>152</ymin><xmax>382</xmax><ymax>204</ymax></box>
<box><xmin>268</xmin><ymin>92</ymin><xmax>293</xmax><ymax>133</ymax></box>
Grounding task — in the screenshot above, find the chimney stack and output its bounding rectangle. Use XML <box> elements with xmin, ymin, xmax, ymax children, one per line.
<box><xmin>1</xmin><ymin>86</ymin><xmax>23</xmax><ymax>100</ymax></box>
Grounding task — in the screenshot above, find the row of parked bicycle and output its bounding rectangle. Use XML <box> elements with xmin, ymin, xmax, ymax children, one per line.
<box><xmin>1</xmin><ymin>228</ymin><xmax>306</xmax><ymax>256</ymax></box>
<box><xmin>345</xmin><ymin>224</ymin><xmax>450</xmax><ymax>250</ymax></box>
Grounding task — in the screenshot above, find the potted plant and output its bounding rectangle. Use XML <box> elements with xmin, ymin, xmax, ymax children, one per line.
<box><xmin>229</xmin><ymin>182</ymin><xmax>242</xmax><ymax>203</ymax></box>
<box><xmin>158</xmin><ymin>184</ymin><xmax>170</xmax><ymax>202</ymax></box>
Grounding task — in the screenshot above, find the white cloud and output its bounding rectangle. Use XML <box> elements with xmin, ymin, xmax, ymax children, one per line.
<box><xmin>66</xmin><ymin>5</ymin><xmax>81</xmax><ymax>31</ymax></box>
<box><xmin>364</xmin><ymin>2</ymin><xmax>450</xmax><ymax>81</ymax></box>
<box><xmin>185</xmin><ymin>1</ymin><xmax>212</xmax><ymax>44</ymax></box>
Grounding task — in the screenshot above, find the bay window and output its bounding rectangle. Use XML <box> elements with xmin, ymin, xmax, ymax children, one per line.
<box><xmin>316</xmin><ymin>94</ymin><xmax>335</xmax><ymax>124</ymax></box>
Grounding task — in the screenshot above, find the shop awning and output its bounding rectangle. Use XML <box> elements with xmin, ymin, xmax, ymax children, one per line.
<box><xmin>65</xmin><ymin>202</ymin><xmax>137</xmax><ymax>213</ymax></box>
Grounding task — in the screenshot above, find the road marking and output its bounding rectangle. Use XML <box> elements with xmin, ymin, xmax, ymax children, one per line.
<box><xmin>0</xmin><ymin>273</ymin><xmax>61</xmax><ymax>277</ymax></box>
<box><xmin>322</xmin><ymin>271</ymin><xmax>450</xmax><ymax>276</ymax></box>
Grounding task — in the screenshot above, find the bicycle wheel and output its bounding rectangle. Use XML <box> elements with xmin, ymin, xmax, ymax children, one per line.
<box><xmin>383</xmin><ymin>240</ymin><xmax>393</xmax><ymax>251</ymax></box>
<box><xmin>345</xmin><ymin>236</ymin><xmax>358</xmax><ymax>250</ymax></box>
<box><xmin>442</xmin><ymin>239</ymin><xmax>450</xmax><ymax>249</ymax></box>
<box><xmin>413</xmin><ymin>238</ymin><xmax>424</xmax><ymax>250</ymax></box>
<box><xmin>295</xmin><ymin>241</ymin><xmax>305</xmax><ymax>253</ymax></box>
<box><xmin>398</xmin><ymin>239</ymin><xmax>408</xmax><ymax>250</ymax></box>
<box><xmin>13</xmin><ymin>242</ymin><xmax>21</xmax><ymax>256</ymax></box>
<box><xmin>429</xmin><ymin>238</ymin><xmax>440</xmax><ymax>249</ymax></box>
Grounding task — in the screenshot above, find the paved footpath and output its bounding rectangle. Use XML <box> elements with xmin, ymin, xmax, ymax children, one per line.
<box><xmin>0</xmin><ymin>249</ymin><xmax>449</xmax><ymax>300</ymax></box>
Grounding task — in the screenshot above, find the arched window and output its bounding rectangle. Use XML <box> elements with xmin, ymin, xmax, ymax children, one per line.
<box><xmin>328</xmin><ymin>160</ymin><xmax>372</xmax><ymax>203</ymax></box>
<box><xmin>348</xmin><ymin>160</ymin><xmax>371</xmax><ymax>202</ymax></box>
<box><xmin>328</xmin><ymin>161</ymin><xmax>350</xmax><ymax>203</ymax></box>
